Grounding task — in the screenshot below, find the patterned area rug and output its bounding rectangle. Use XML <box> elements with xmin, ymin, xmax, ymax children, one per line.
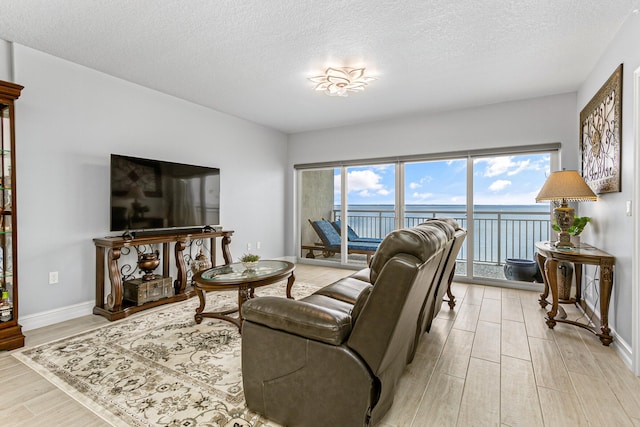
<box><xmin>14</xmin><ymin>281</ymin><xmax>320</xmax><ymax>427</ymax></box>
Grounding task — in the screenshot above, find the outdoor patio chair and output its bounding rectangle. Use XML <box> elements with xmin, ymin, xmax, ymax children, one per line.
<box><xmin>331</xmin><ymin>219</ymin><xmax>384</xmax><ymax>244</ymax></box>
<box><xmin>303</xmin><ymin>219</ymin><xmax>380</xmax><ymax>263</ymax></box>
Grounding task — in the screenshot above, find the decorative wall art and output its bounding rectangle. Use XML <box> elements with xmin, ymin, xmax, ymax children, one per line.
<box><xmin>580</xmin><ymin>64</ymin><xmax>623</xmax><ymax>194</ymax></box>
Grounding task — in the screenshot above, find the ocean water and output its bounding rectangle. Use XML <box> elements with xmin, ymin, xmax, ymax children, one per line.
<box><xmin>335</xmin><ymin>204</ymin><xmax>549</xmax><ymax>213</ymax></box>
<box><xmin>333</xmin><ymin>204</ymin><xmax>551</xmax><ymax>263</ymax></box>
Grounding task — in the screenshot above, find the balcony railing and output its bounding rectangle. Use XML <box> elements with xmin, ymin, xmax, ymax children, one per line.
<box><xmin>333</xmin><ymin>208</ymin><xmax>550</xmax><ymax>266</ymax></box>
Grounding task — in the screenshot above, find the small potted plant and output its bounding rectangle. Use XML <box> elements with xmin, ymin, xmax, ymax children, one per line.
<box><xmin>240</xmin><ymin>253</ymin><xmax>260</xmax><ymax>270</ymax></box>
<box><xmin>552</xmin><ymin>215</ymin><xmax>591</xmax><ymax>241</ymax></box>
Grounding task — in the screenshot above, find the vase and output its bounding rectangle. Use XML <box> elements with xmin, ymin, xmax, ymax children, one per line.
<box><xmin>138</xmin><ymin>250</ymin><xmax>160</xmax><ymax>281</ymax></box>
<box><xmin>557</xmin><ymin>261</ymin><xmax>573</xmax><ymax>300</ymax></box>
<box><xmin>190</xmin><ymin>249</ymin><xmax>212</xmax><ymax>274</ymax></box>
<box><xmin>243</xmin><ymin>261</ymin><xmax>258</xmax><ymax>270</ymax></box>
<box><xmin>503</xmin><ymin>258</ymin><xmax>538</xmax><ymax>282</ymax></box>
<box><xmin>570</xmin><ymin>235</ymin><xmax>581</xmax><ymax>247</ymax></box>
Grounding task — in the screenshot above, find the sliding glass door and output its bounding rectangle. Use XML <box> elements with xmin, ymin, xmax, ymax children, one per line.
<box><xmin>404</xmin><ymin>159</ymin><xmax>467</xmax><ymax>275</ymax></box>
<box><xmin>343</xmin><ymin>164</ymin><xmax>395</xmax><ymax>265</ymax></box>
<box><xmin>297</xmin><ymin>146</ymin><xmax>556</xmax><ymax>283</ymax></box>
<box><xmin>471</xmin><ymin>153</ymin><xmax>551</xmax><ymax>281</ymax></box>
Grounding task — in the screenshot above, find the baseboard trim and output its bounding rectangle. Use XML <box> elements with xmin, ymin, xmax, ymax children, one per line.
<box><xmin>20</xmin><ymin>300</ymin><xmax>94</xmax><ymax>331</ymax></box>
<box><xmin>613</xmin><ymin>331</ymin><xmax>633</xmax><ymax>371</ymax></box>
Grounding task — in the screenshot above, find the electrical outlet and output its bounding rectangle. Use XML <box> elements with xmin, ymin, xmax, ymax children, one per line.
<box><xmin>256</xmin><ymin>241</ymin><xmax>261</xmax><ymax>250</ymax></box>
<box><xmin>247</xmin><ymin>243</ymin><xmax>252</xmax><ymax>251</ymax></box>
<box><xmin>49</xmin><ymin>271</ymin><xmax>59</xmax><ymax>285</ymax></box>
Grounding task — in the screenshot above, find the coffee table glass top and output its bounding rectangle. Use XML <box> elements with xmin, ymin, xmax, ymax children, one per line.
<box><xmin>197</xmin><ymin>260</ymin><xmax>293</xmax><ymax>284</ymax></box>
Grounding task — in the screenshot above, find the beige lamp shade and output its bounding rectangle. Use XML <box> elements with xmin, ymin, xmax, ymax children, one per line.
<box><xmin>536</xmin><ymin>170</ymin><xmax>597</xmax><ymax>202</ymax></box>
<box><xmin>536</xmin><ymin>170</ymin><xmax>596</xmax><ymax>248</ymax></box>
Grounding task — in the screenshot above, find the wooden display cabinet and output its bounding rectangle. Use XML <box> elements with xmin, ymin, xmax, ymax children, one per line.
<box><xmin>0</xmin><ymin>80</ymin><xmax>24</xmax><ymax>350</ymax></box>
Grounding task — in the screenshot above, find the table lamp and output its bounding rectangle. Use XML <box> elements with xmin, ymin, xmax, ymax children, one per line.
<box><xmin>535</xmin><ymin>170</ymin><xmax>597</xmax><ymax>248</ymax></box>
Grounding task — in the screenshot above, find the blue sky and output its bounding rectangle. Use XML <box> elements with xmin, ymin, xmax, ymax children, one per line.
<box><xmin>335</xmin><ymin>153</ymin><xmax>550</xmax><ymax>205</ymax></box>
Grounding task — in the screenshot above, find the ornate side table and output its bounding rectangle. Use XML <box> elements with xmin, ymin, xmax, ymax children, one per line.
<box><xmin>535</xmin><ymin>241</ymin><xmax>615</xmax><ymax>345</ymax></box>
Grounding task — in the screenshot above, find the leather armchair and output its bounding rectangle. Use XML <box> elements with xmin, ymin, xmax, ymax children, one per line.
<box><xmin>241</xmin><ymin>223</ymin><xmax>454</xmax><ymax>426</ymax></box>
<box><xmin>420</xmin><ymin>218</ymin><xmax>467</xmax><ymax>333</ymax></box>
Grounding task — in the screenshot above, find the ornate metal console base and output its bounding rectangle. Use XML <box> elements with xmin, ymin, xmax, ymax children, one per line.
<box><xmin>94</xmin><ymin>229</ymin><xmax>233</xmax><ymax>321</ymax></box>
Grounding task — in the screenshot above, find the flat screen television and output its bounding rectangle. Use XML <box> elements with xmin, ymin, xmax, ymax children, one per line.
<box><xmin>110</xmin><ymin>154</ymin><xmax>220</xmax><ymax>232</ymax></box>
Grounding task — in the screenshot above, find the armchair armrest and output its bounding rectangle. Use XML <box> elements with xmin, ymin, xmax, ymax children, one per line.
<box><xmin>242</xmin><ymin>297</ymin><xmax>353</xmax><ymax>345</ymax></box>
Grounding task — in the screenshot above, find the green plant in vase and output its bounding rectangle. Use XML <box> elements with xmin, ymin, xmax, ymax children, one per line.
<box><xmin>552</xmin><ymin>215</ymin><xmax>591</xmax><ymax>236</ymax></box>
<box><xmin>240</xmin><ymin>253</ymin><xmax>260</xmax><ymax>270</ymax></box>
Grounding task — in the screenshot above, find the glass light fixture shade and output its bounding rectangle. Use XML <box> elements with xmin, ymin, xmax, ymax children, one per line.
<box><xmin>308</xmin><ymin>67</ymin><xmax>376</xmax><ymax>97</ymax></box>
<box><xmin>535</xmin><ymin>170</ymin><xmax>597</xmax><ymax>248</ymax></box>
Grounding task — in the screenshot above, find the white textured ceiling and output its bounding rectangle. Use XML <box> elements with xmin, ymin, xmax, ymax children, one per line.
<box><xmin>0</xmin><ymin>1</ymin><xmax>637</xmax><ymax>133</ymax></box>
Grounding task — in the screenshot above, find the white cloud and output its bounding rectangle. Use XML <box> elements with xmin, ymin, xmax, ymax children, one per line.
<box><xmin>409</xmin><ymin>175</ymin><xmax>433</xmax><ymax>190</ymax></box>
<box><xmin>411</xmin><ymin>191</ymin><xmax>434</xmax><ymax>202</ymax></box>
<box><xmin>332</xmin><ymin>169</ymin><xmax>391</xmax><ymax>198</ymax></box>
<box><xmin>483</xmin><ymin>157</ymin><xmax>516</xmax><ymax>177</ymax></box>
<box><xmin>479</xmin><ymin>156</ymin><xmax>536</xmax><ymax>178</ymax></box>
<box><xmin>507</xmin><ymin>160</ymin><xmax>530</xmax><ymax>176</ymax></box>
<box><xmin>489</xmin><ymin>180</ymin><xmax>511</xmax><ymax>192</ymax></box>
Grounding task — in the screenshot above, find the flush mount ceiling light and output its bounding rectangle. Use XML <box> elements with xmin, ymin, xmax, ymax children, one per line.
<box><xmin>308</xmin><ymin>67</ymin><xmax>376</xmax><ymax>97</ymax></box>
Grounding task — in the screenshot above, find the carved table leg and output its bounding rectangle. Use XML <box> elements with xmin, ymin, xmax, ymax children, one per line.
<box><xmin>598</xmin><ymin>260</ymin><xmax>615</xmax><ymax>346</ymax></box>
<box><xmin>237</xmin><ymin>284</ymin><xmax>251</xmax><ymax>332</ymax></box>
<box><xmin>286</xmin><ymin>273</ymin><xmax>296</xmax><ymax>299</ymax></box>
<box><xmin>544</xmin><ymin>257</ymin><xmax>560</xmax><ymax>329</ymax></box>
<box><xmin>574</xmin><ymin>262</ymin><xmax>583</xmax><ymax>303</ymax></box>
<box><xmin>537</xmin><ymin>251</ymin><xmax>549</xmax><ymax>308</ymax></box>
<box><xmin>446</xmin><ymin>267</ymin><xmax>456</xmax><ymax>309</ymax></box>
<box><xmin>106</xmin><ymin>248</ymin><xmax>123</xmax><ymax>311</ymax></box>
<box><xmin>95</xmin><ymin>246</ymin><xmax>105</xmax><ymax>310</ymax></box>
<box><xmin>174</xmin><ymin>240</ymin><xmax>187</xmax><ymax>294</ymax></box>
<box><xmin>221</xmin><ymin>234</ymin><xmax>233</xmax><ymax>265</ymax></box>
<box><xmin>194</xmin><ymin>285</ymin><xmax>242</xmax><ymax>330</ymax></box>
<box><xmin>194</xmin><ymin>287</ymin><xmax>206</xmax><ymax>324</ymax></box>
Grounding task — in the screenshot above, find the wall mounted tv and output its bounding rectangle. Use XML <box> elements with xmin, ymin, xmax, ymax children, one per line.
<box><xmin>110</xmin><ymin>154</ymin><xmax>220</xmax><ymax>233</ymax></box>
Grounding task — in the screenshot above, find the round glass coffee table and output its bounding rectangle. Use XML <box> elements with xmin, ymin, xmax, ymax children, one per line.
<box><xmin>192</xmin><ymin>260</ymin><xmax>295</xmax><ymax>331</ymax></box>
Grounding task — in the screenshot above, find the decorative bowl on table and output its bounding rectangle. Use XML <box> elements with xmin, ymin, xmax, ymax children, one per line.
<box><xmin>242</xmin><ymin>261</ymin><xmax>259</xmax><ymax>270</ymax></box>
<box><xmin>240</xmin><ymin>253</ymin><xmax>260</xmax><ymax>271</ymax></box>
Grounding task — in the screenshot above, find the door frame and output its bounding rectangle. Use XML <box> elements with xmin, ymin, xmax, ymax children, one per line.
<box><xmin>632</xmin><ymin>65</ymin><xmax>640</xmax><ymax>375</ymax></box>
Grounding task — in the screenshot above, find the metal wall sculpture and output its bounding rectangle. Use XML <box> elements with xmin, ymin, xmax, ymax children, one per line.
<box><xmin>580</xmin><ymin>64</ymin><xmax>623</xmax><ymax>194</ymax></box>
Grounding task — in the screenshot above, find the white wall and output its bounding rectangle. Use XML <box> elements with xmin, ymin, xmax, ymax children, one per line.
<box><xmin>288</xmin><ymin>93</ymin><xmax>578</xmax><ymax>165</ymax></box>
<box><xmin>576</xmin><ymin>13</ymin><xmax>640</xmax><ymax>347</ymax></box>
<box><xmin>286</xmin><ymin>92</ymin><xmax>578</xmax><ymax>255</ymax></box>
<box><xmin>12</xmin><ymin>44</ymin><xmax>288</xmax><ymax>320</ymax></box>
<box><xmin>0</xmin><ymin>40</ymin><xmax>11</xmax><ymax>81</ymax></box>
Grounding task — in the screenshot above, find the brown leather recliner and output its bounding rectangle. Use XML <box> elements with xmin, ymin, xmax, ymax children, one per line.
<box><xmin>420</xmin><ymin>218</ymin><xmax>467</xmax><ymax>333</ymax></box>
<box><xmin>241</xmin><ymin>222</ymin><xmax>455</xmax><ymax>426</ymax></box>
<box><xmin>307</xmin><ymin>218</ymin><xmax>465</xmax><ymax>363</ymax></box>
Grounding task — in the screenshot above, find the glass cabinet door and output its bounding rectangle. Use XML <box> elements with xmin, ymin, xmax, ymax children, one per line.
<box><xmin>0</xmin><ymin>104</ymin><xmax>14</xmax><ymax>323</ymax></box>
<box><xmin>0</xmin><ymin>80</ymin><xmax>24</xmax><ymax>350</ymax></box>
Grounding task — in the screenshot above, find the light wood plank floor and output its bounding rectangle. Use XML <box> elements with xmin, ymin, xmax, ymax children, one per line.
<box><xmin>1</xmin><ymin>263</ymin><xmax>639</xmax><ymax>426</ymax></box>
